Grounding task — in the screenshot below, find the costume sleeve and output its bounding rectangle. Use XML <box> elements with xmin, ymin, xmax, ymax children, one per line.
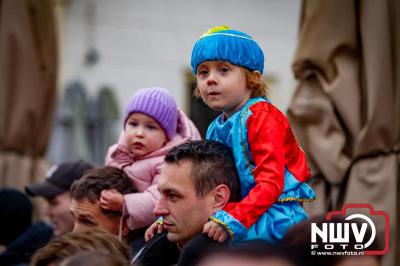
<box><xmin>123</xmin><ymin>162</ymin><xmax>162</xmax><ymax>230</ymax></box>
<box><xmin>211</xmin><ymin>105</ymin><xmax>286</xmax><ymax>241</ymax></box>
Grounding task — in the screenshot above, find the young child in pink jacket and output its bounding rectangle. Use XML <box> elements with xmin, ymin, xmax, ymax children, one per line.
<box><xmin>100</xmin><ymin>87</ymin><xmax>201</xmax><ymax>231</ymax></box>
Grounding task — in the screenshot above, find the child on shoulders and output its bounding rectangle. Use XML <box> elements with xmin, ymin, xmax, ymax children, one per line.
<box><xmin>100</xmin><ymin>87</ymin><xmax>201</xmax><ymax>231</ymax></box>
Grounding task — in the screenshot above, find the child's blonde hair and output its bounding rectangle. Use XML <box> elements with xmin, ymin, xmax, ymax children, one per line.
<box><xmin>243</xmin><ymin>68</ymin><xmax>268</xmax><ymax>97</ymax></box>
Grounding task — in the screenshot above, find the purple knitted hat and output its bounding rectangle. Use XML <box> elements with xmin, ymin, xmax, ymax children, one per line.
<box><xmin>124</xmin><ymin>87</ymin><xmax>177</xmax><ymax>140</ymax></box>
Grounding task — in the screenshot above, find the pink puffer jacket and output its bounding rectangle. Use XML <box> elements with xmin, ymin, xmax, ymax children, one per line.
<box><xmin>106</xmin><ymin>109</ymin><xmax>201</xmax><ymax>230</ymax></box>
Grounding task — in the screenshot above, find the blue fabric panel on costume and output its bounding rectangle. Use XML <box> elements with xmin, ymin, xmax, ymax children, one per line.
<box><xmin>211</xmin><ymin>202</ymin><xmax>308</xmax><ymax>244</ymax></box>
<box><xmin>206</xmin><ymin>99</ymin><xmax>257</xmax><ymax>199</ymax></box>
<box><xmin>279</xmin><ymin>168</ymin><xmax>316</xmax><ymax>201</ymax></box>
<box><xmin>243</xmin><ymin>202</ymin><xmax>308</xmax><ymax>244</ymax></box>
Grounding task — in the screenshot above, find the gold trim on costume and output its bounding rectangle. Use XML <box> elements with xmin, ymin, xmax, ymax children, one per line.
<box><xmin>209</xmin><ymin>216</ymin><xmax>235</xmax><ymax>240</ymax></box>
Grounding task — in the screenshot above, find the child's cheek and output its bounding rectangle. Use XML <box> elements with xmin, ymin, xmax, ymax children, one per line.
<box><xmin>124</xmin><ymin>131</ymin><xmax>135</xmax><ymax>144</ymax></box>
<box><xmin>199</xmin><ymin>90</ymin><xmax>209</xmax><ymax>103</ymax></box>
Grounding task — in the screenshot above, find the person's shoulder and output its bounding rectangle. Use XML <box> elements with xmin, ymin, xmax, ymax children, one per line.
<box><xmin>179</xmin><ymin>234</ymin><xmax>226</xmax><ymax>266</ymax></box>
<box><xmin>248</xmin><ymin>99</ymin><xmax>290</xmax><ymax>128</ymax></box>
<box><xmin>249</xmin><ymin>99</ymin><xmax>281</xmax><ymax>114</ymax></box>
<box><xmin>133</xmin><ymin>232</ymin><xmax>180</xmax><ymax>266</ymax></box>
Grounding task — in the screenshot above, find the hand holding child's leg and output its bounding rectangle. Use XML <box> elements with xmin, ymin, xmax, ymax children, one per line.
<box><xmin>100</xmin><ymin>189</ymin><xmax>123</xmax><ymax>211</ymax></box>
<box><xmin>203</xmin><ymin>220</ymin><xmax>228</xmax><ymax>243</ymax></box>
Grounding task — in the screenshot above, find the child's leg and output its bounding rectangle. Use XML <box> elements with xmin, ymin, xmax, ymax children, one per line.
<box><xmin>245</xmin><ymin>201</ymin><xmax>307</xmax><ymax>244</ymax></box>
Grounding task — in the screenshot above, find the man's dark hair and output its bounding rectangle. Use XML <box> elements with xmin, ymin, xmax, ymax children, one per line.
<box><xmin>165</xmin><ymin>140</ymin><xmax>240</xmax><ymax>202</ymax></box>
<box><xmin>31</xmin><ymin>228</ymin><xmax>130</xmax><ymax>266</ymax></box>
<box><xmin>70</xmin><ymin>166</ymin><xmax>136</xmax><ymax>216</ymax></box>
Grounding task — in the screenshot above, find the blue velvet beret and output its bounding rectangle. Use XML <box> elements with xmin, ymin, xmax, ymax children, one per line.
<box><xmin>191</xmin><ymin>26</ymin><xmax>265</xmax><ymax>74</ymax></box>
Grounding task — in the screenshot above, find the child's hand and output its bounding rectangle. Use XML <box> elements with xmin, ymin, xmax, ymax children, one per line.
<box><xmin>100</xmin><ymin>189</ymin><xmax>123</xmax><ymax>211</ymax></box>
<box><xmin>144</xmin><ymin>221</ymin><xmax>164</xmax><ymax>242</ymax></box>
<box><xmin>203</xmin><ymin>220</ymin><xmax>228</xmax><ymax>243</ymax></box>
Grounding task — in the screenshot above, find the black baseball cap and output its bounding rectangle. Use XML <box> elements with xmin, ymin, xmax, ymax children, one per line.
<box><xmin>25</xmin><ymin>160</ymin><xmax>94</xmax><ymax>198</ymax></box>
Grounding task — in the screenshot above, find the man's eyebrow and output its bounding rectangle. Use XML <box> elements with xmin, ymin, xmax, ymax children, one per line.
<box><xmin>162</xmin><ymin>188</ymin><xmax>181</xmax><ymax>195</ymax></box>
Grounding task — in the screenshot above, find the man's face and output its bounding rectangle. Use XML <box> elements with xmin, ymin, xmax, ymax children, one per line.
<box><xmin>70</xmin><ymin>197</ymin><xmax>121</xmax><ymax>235</ymax></box>
<box><xmin>153</xmin><ymin>160</ymin><xmax>215</xmax><ymax>246</ymax></box>
<box><xmin>45</xmin><ymin>191</ymin><xmax>74</xmax><ymax>236</ymax></box>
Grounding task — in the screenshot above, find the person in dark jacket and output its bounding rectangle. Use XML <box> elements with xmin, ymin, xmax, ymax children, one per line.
<box><xmin>0</xmin><ymin>188</ymin><xmax>53</xmax><ymax>266</ymax></box>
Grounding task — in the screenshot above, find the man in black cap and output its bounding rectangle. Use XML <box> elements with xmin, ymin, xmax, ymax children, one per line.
<box><xmin>25</xmin><ymin>160</ymin><xmax>94</xmax><ymax>236</ymax></box>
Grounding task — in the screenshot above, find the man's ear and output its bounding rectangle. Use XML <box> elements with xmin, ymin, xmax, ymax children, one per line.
<box><xmin>121</xmin><ymin>216</ymin><xmax>130</xmax><ymax>237</ymax></box>
<box><xmin>211</xmin><ymin>184</ymin><xmax>230</xmax><ymax>211</ymax></box>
